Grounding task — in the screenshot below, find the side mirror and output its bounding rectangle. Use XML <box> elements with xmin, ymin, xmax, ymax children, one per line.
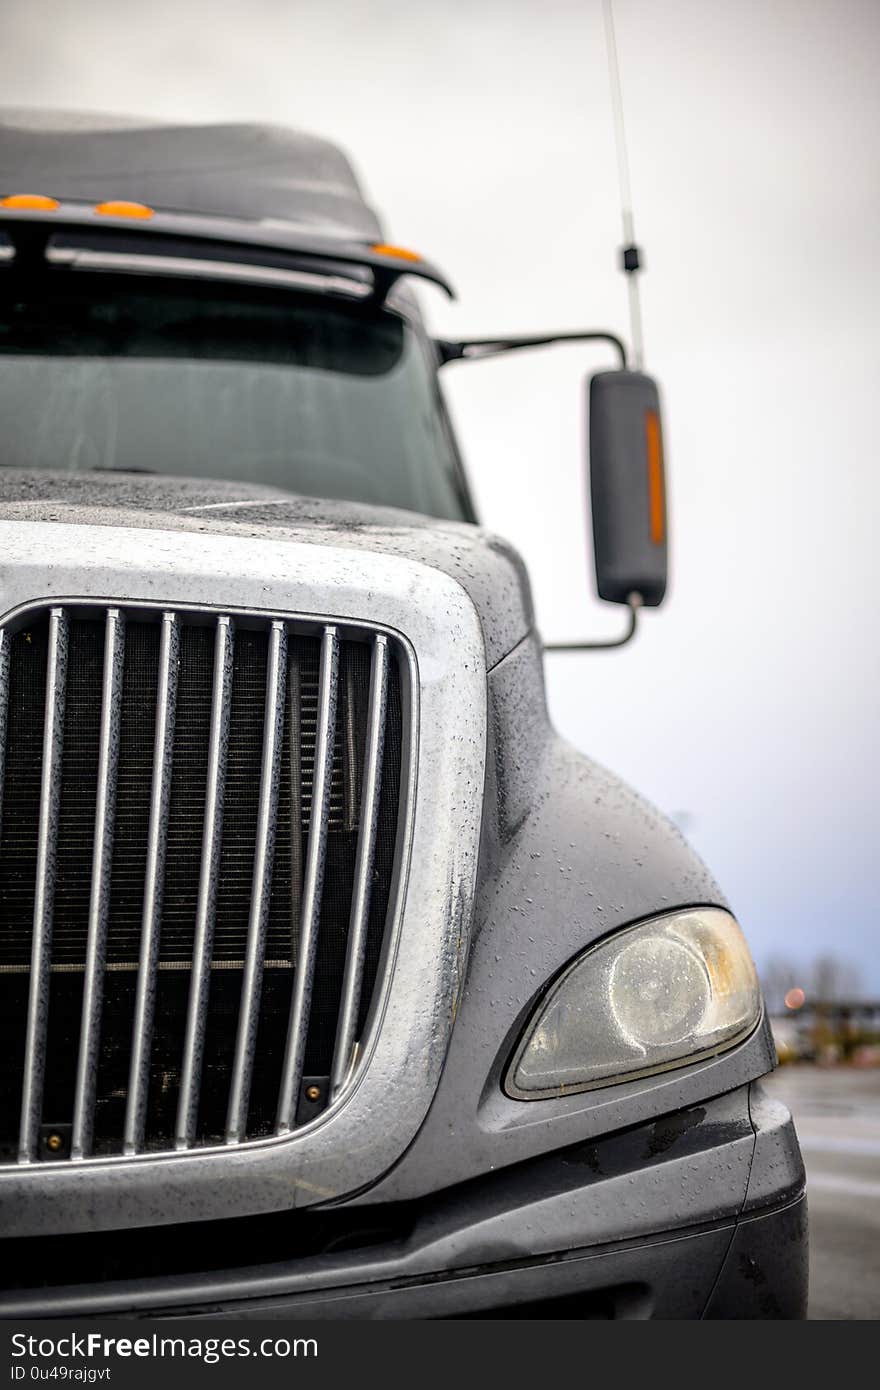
<box><xmin>589</xmin><ymin>370</ymin><xmax>668</xmax><ymax>607</ymax></box>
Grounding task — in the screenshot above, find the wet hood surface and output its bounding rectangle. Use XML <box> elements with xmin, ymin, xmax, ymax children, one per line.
<box><xmin>0</xmin><ymin>469</ymin><xmax>533</xmax><ymax>667</ymax></box>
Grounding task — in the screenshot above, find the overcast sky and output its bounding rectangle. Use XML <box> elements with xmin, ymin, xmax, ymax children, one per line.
<box><xmin>3</xmin><ymin>0</ymin><xmax>879</xmax><ymax>992</ymax></box>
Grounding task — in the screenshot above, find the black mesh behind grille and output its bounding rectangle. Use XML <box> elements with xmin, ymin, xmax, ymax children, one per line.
<box><xmin>0</xmin><ymin>606</ymin><xmax>405</xmax><ymax>1161</ymax></box>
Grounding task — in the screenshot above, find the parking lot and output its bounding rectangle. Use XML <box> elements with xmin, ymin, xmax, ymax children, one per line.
<box><xmin>764</xmin><ymin>1066</ymin><xmax>880</xmax><ymax>1319</ymax></box>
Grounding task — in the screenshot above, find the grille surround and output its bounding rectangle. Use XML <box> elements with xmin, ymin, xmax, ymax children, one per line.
<box><xmin>0</xmin><ymin>520</ymin><xmax>486</xmax><ymax>1237</ymax></box>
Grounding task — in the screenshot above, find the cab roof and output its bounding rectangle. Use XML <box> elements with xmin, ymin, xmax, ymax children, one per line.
<box><xmin>0</xmin><ymin>109</ymin><xmax>384</xmax><ymax>240</ymax></box>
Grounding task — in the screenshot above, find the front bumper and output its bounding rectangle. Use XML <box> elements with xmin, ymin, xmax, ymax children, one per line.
<box><xmin>0</xmin><ymin>1081</ymin><xmax>807</xmax><ymax>1319</ymax></box>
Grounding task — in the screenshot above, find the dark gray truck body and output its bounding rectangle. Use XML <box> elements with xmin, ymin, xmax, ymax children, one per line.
<box><xmin>0</xmin><ymin>114</ymin><xmax>806</xmax><ymax>1317</ymax></box>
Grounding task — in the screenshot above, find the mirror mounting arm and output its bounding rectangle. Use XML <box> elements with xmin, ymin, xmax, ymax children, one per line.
<box><xmin>435</xmin><ymin>331</ymin><xmax>628</xmax><ymax>369</ymax></box>
<box><xmin>543</xmin><ymin>592</ymin><xmax>642</xmax><ymax>652</ymax></box>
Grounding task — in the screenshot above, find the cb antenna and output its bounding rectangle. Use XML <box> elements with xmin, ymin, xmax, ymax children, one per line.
<box><xmin>603</xmin><ymin>0</ymin><xmax>644</xmax><ymax>369</ymax></box>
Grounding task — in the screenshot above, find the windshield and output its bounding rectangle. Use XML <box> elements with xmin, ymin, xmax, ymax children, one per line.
<box><xmin>0</xmin><ymin>271</ymin><xmax>471</xmax><ymax>521</ymax></box>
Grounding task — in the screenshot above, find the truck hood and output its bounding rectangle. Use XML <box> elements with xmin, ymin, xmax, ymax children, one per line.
<box><xmin>0</xmin><ymin>469</ymin><xmax>534</xmax><ymax>667</ymax></box>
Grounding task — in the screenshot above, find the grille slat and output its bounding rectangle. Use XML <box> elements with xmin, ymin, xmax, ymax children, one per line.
<box><xmin>276</xmin><ymin>626</ymin><xmax>339</xmax><ymax>1135</ymax></box>
<box><xmin>176</xmin><ymin>616</ymin><xmax>234</xmax><ymax>1151</ymax></box>
<box><xmin>0</xmin><ymin>604</ymin><xmax>404</xmax><ymax>1166</ymax></box>
<box><xmin>18</xmin><ymin>607</ymin><xmax>68</xmax><ymax>1163</ymax></box>
<box><xmin>71</xmin><ymin>609</ymin><xmax>125</xmax><ymax>1161</ymax></box>
<box><xmin>330</xmin><ymin>634</ymin><xmax>389</xmax><ymax>1099</ymax></box>
<box><xmin>123</xmin><ymin>611</ymin><xmax>179</xmax><ymax>1156</ymax></box>
<box><xmin>225</xmin><ymin>621</ymin><xmax>287</xmax><ymax>1145</ymax></box>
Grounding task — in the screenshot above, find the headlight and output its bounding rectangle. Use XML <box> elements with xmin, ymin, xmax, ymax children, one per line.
<box><xmin>507</xmin><ymin>908</ymin><xmax>761</xmax><ymax>1098</ymax></box>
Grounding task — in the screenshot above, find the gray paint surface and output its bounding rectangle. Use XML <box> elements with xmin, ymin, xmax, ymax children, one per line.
<box><xmin>353</xmin><ymin>631</ymin><xmax>777</xmax><ymax>1202</ymax></box>
<box><xmin>0</xmin><ymin>469</ymin><xmax>532</xmax><ymax>669</ymax></box>
<box><xmin>0</xmin><ymin>1082</ymin><xmax>805</xmax><ymax>1318</ymax></box>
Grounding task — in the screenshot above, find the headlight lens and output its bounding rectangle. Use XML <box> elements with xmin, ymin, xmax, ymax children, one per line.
<box><xmin>507</xmin><ymin>908</ymin><xmax>761</xmax><ymax>1098</ymax></box>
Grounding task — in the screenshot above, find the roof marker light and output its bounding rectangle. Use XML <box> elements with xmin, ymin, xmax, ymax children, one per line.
<box><xmin>1</xmin><ymin>193</ymin><xmax>60</xmax><ymax>211</ymax></box>
<box><xmin>94</xmin><ymin>200</ymin><xmax>154</xmax><ymax>220</ymax></box>
<box><xmin>369</xmin><ymin>243</ymin><xmax>422</xmax><ymax>262</ymax></box>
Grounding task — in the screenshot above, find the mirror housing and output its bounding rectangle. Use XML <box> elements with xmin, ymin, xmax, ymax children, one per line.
<box><xmin>589</xmin><ymin>370</ymin><xmax>668</xmax><ymax>607</ymax></box>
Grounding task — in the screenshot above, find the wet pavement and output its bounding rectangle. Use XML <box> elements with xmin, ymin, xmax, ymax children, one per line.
<box><xmin>763</xmin><ymin>1065</ymin><xmax>880</xmax><ymax>1320</ymax></box>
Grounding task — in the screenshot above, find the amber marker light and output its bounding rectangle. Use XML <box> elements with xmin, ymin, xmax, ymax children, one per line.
<box><xmin>0</xmin><ymin>193</ymin><xmax>60</xmax><ymax>210</ymax></box>
<box><xmin>645</xmin><ymin>407</ymin><xmax>666</xmax><ymax>546</ymax></box>
<box><xmin>370</xmin><ymin>243</ymin><xmax>422</xmax><ymax>262</ymax></box>
<box><xmin>94</xmin><ymin>200</ymin><xmax>154</xmax><ymax>219</ymax></box>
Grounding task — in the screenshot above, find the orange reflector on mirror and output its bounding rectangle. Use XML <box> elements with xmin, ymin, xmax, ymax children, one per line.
<box><xmin>645</xmin><ymin>408</ymin><xmax>665</xmax><ymax>545</ymax></box>
<box><xmin>1</xmin><ymin>193</ymin><xmax>60</xmax><ymax>211</ymax></box>
<box><xmin>370</xmin><ymin>243</ymin><xmax>422</xmax><ymax>262</ymax></box>
<box><xmin>94</xmin><ymin>200</ymin><xmax>154</xmax><ymax>219</ymax></box>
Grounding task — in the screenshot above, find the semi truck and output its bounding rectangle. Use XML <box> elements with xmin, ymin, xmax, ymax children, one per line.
<box><xmin>0</xmin><ymin>111</ymin><xmax>807</xmax><ymax>1318</ymax></box>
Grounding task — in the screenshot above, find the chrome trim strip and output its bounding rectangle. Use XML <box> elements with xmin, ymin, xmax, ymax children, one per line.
<box><xmin>18</xmin><ymin>607</ymin><xmax>68</xmax><ymax>1164</ymax></box>
<box><xmin>71</xmin><ymin>608</ymin><xmax>125</xmax><ymax>1161</ymax></box>
<box><xmin>225</xmin><ymin>620</ymin><xmax>287</xmax><ymax>1145</ymax></box>
<box><xmin>47</xmin><ymin>246</ymin><xmax>373</xmax><ymax>298</ymax></box>
<box><xmin>330</xmin><ymin>634</ymin><xmax>389</xmax><ymax>1099</ymax></box>
<box><xmin>123</xmin><ymin>611</ymin><xmax>179</xmax><ymax>1156</ymax></box>
<box><xmin>276</xmin><ymin>625</ymin><xmax>339</xmax><ymax>1134</ymax></box>
<box><xmin>175</xmin><ymin>615</ymin><xmax>234</xmax><ymax>1150</ymax></box>
<box><xmin>0</xmin><ymin>959</ymin><xmax>295</xmax><ymax>976</ymax></box>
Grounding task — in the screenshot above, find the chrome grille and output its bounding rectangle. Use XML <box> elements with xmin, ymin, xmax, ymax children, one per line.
<box><xmin>0</xmin><ymin>603</ymin><xmax>404</xmax><ymax>1164</ymax></box>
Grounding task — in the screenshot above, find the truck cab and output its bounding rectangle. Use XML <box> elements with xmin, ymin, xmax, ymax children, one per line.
<box><xmin>0</xmin><ymin>112</ymin><xmax>806</xmax><ymax>1318</ymax></box>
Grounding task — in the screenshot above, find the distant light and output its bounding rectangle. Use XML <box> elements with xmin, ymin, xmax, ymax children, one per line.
<box><xmin>1</xmin><ymin>193</ymin><xmax>59</xmax><ymax>211</ymax></box>
<box><xmin>370</xmin><ymin>243</ymin><xmax>422</xmax><ymax>262</ymax></box>
<box><xmin>784</xmin><ymin>987</ymin><xmax>806</xmax><ymax>1010</ymax></box>
<box><xmin>94</xmin><ymin>200</ymin><xmax>154</xmax><ymax>220</ymax></box>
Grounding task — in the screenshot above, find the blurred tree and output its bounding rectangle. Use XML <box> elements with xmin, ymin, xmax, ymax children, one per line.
<box><xmin>761</xmin><ymin>955</ymin><xmax>800</xmax><ymax>1013</ymax></box>
<box><xmin>809</xmin><ymin>954</ymin><xmax>861</xmax><ymax>1003</ymax></box>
